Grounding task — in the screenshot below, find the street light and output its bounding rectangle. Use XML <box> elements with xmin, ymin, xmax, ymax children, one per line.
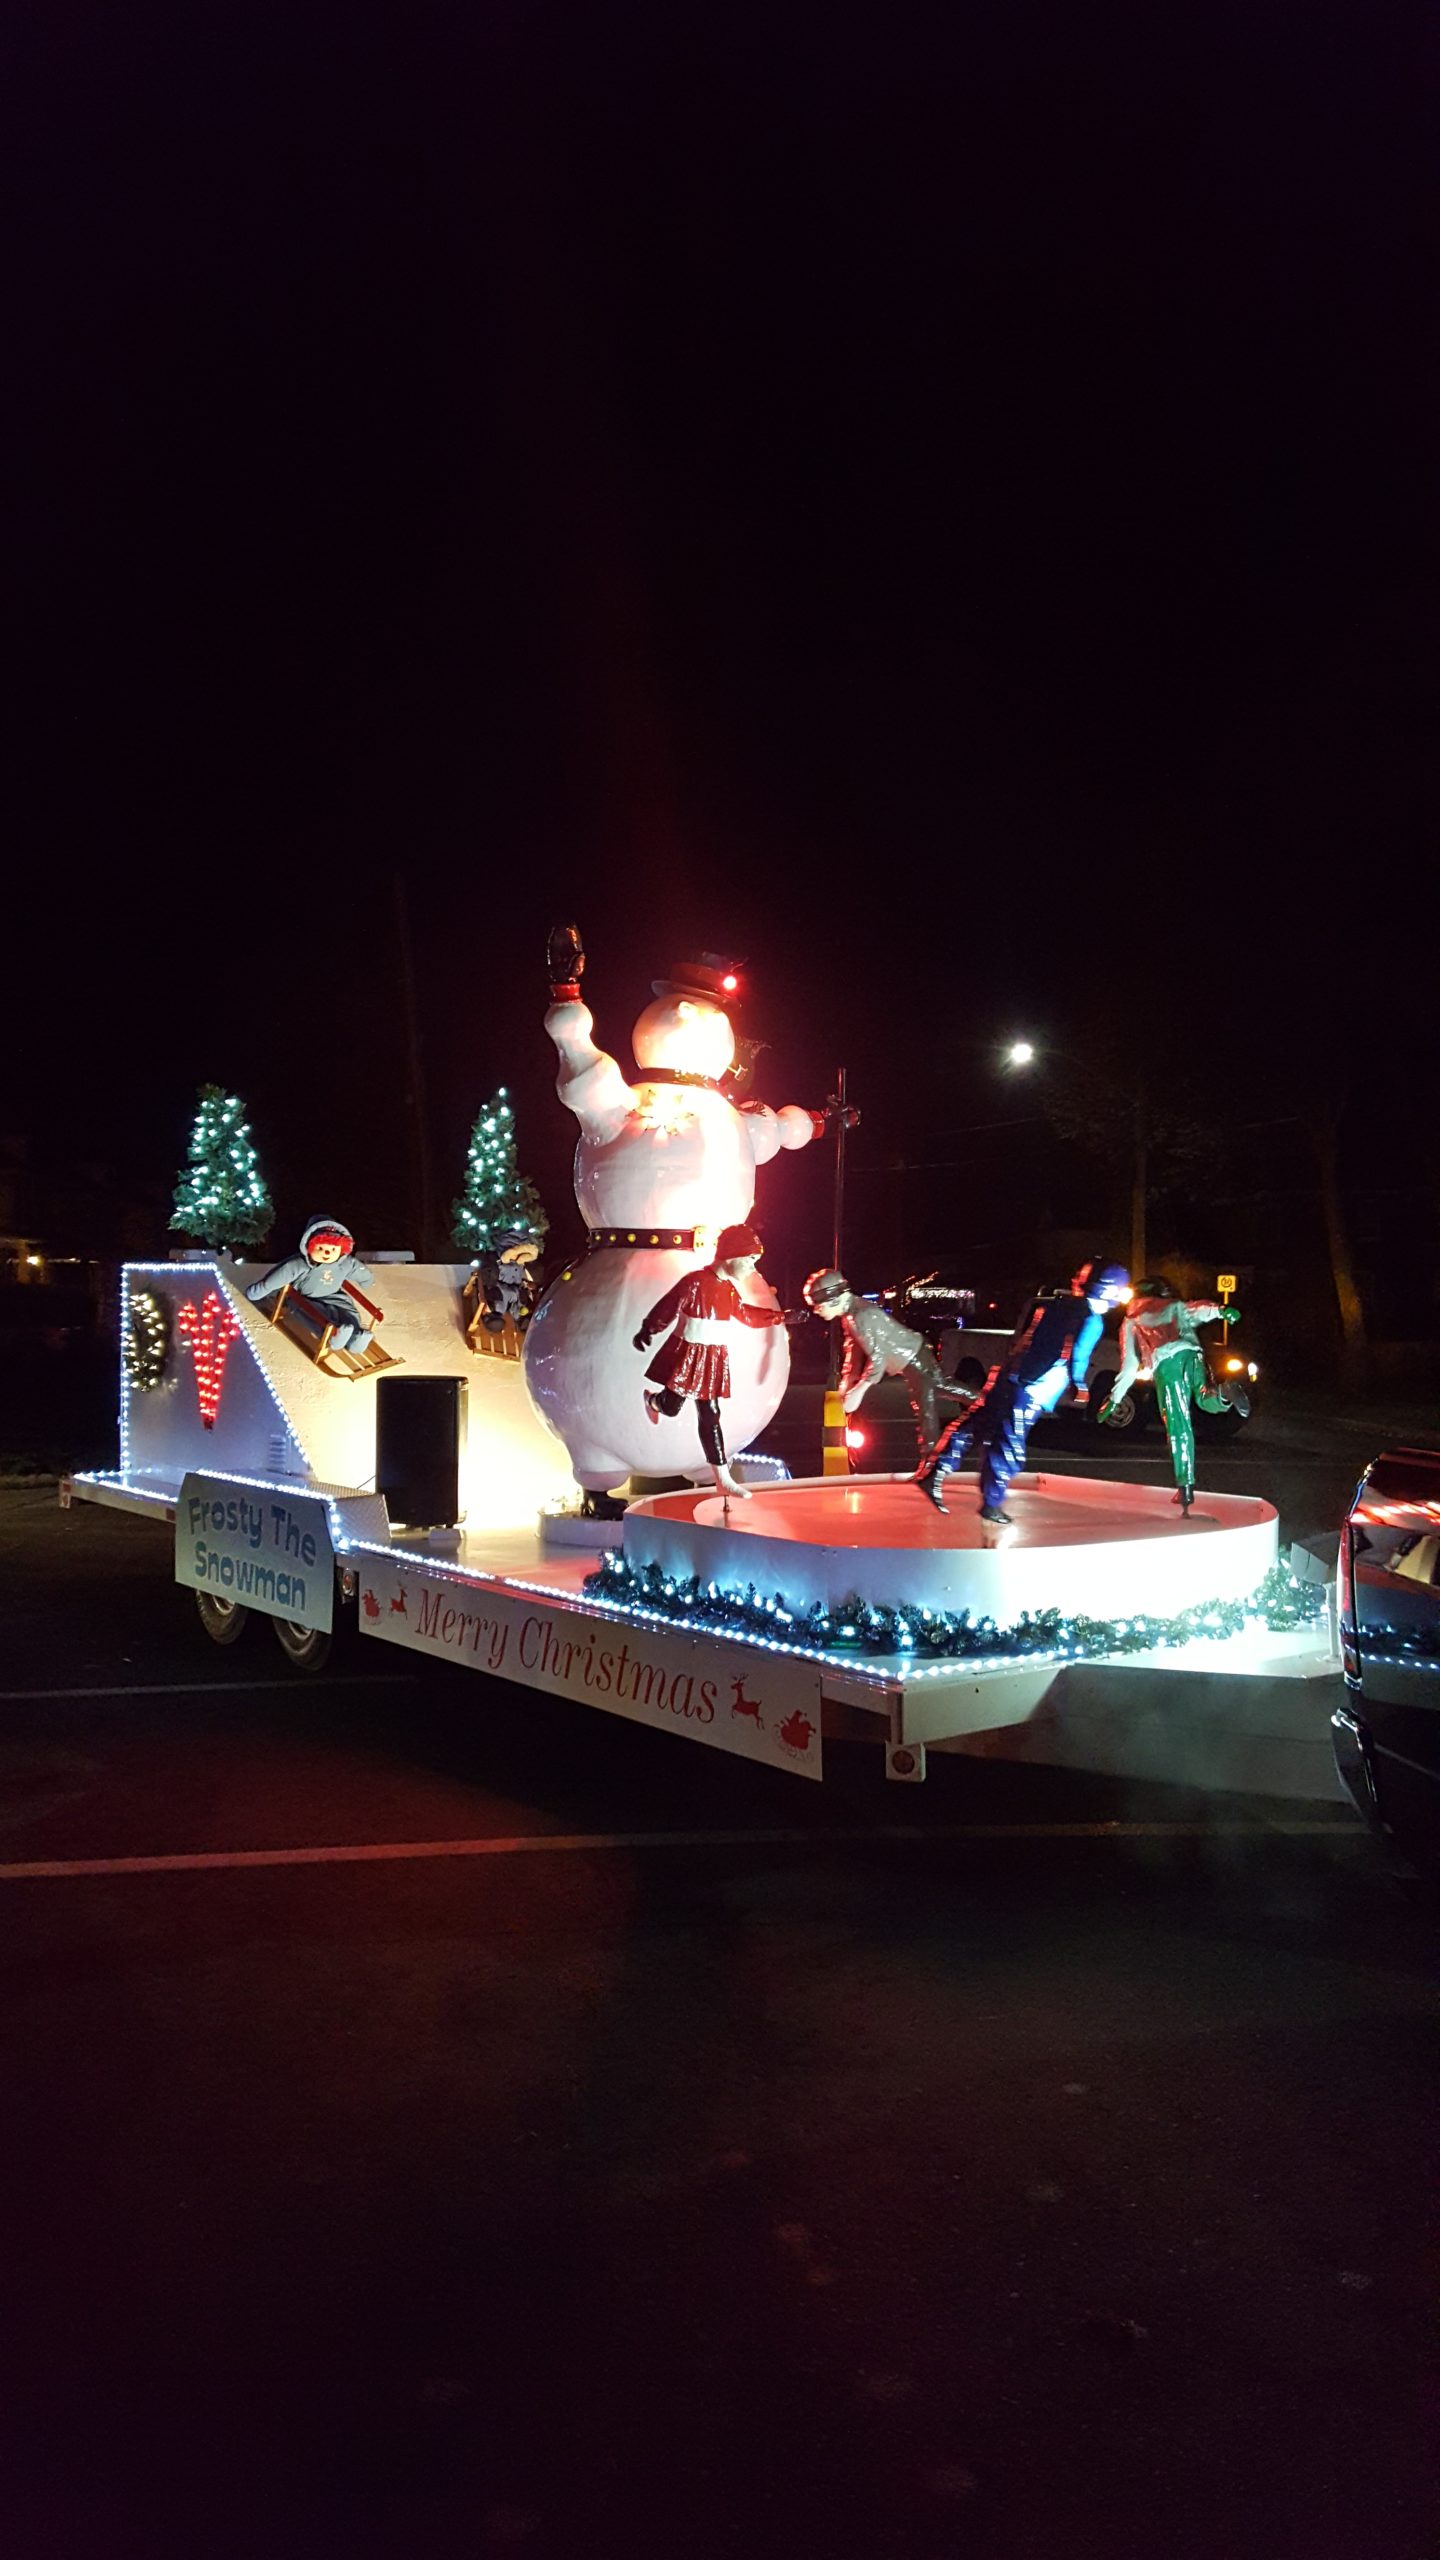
<box><xmin>1003</xmin><ymin>1040</ymin><xmax>1035</xmax><ymax>1069</ymax></box>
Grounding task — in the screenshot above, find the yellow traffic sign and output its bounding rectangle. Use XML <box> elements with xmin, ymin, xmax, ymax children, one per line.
<box><xmin>1217</xmin><ymin>1273</ymin><xmax>1237</xmax><ymax>1300</ymax></box>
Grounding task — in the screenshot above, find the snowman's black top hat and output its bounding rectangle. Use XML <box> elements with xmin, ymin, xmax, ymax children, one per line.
<box><xmin>651</xmin><ymin>953</ymin><xmax>744</xmax><ymax>1003</ymax></box>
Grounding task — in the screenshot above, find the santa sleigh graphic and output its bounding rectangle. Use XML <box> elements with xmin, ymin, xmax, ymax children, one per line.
<box><xmin>776</xmin><ymin>1708</ymin><xmax>816</xmax><ymax>1756</ymax></box>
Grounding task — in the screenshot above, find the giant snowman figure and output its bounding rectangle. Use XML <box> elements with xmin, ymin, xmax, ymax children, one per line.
<box><xmin>523</xmin><ymin>928</ymin><xmax>825</xmax><ymax>1500</ymax></box>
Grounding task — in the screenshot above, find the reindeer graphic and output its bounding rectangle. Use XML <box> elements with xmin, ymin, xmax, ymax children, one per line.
<box><xmin>729</xmin><ymin>1675</ymin><xmax>764</xmax><ymax>1731</ymax></box>
<box><xmin>389</xmin><ymin>1590</ymin><xmax>408</xmax><ymax>1616</ymax></box>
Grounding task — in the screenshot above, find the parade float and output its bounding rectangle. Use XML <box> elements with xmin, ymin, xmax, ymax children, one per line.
<box><xmin>63</xmin><ymin>954</ymin><xmax>1341</xmax><ymax>1797</ymax></box>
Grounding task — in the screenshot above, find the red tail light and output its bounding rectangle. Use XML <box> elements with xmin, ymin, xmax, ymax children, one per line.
<box><xmin>1337</xmin><ymin>1522</ymin><xmax>1360</xmax><ymax>1681</ymax></box>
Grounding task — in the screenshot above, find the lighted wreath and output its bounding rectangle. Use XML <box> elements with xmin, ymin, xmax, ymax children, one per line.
<box><xmin>123</xmin><ymin>1288</ymin><xmax>171</xmax><ymax>1393</ymax></box>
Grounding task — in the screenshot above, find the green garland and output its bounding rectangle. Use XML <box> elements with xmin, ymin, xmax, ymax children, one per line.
<box><xmin>123</xmin><ymin>1287</ymin><xmax>171</xmax><ymax>1392</ymax></box>
<box><xmin>583</xmin><ymin>1551</ymin><xmax>1326</xmax><ymax>1667</ymax></box>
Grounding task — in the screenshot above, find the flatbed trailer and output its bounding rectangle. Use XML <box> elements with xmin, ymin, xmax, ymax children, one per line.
<box><xmin>65</xmin><ymin>1260</ymin><xmax>1345</xmax><ymax>1802</ymax></box>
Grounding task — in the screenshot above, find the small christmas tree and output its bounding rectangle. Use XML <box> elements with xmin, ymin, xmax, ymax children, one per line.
<box><xmin>170</xmin><ymin>1084</ymin><xmax>274</xmax><ymax>1252</ymax></box>
<box><xmin>453</xmin><ymin>1088</ymin><xmax>548</xmax><ymax>1257</ymax></box>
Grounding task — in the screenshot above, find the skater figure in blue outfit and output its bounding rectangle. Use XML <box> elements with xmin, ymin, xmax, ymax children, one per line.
<box><xmin>914</xmin><ymin>1258</ymin><xmax>1131</xmax><ymax>1522</ymax></box>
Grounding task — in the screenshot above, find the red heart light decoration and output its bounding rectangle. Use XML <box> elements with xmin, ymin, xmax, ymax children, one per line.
<box><xmin>176</xmin><ymin>1290</ymin><xmax>242</xmax><ymax>1428</ymax></box>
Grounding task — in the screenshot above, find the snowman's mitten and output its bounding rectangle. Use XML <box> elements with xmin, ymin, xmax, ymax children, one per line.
<box><xmin>777</xmin><ymin>1106</ymin><xmax>824</xmax><ymax>1149</ymax></box>
<box><xmin>547</xmin><ymin>922</ymin><xmax>585</xmax><ymax>999</ymax></box>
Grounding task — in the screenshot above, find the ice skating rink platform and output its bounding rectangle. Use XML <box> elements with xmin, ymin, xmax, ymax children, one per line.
<box><xmin>623</xmin><ymin>1472</ymin><xmax>1280</xmax><ymax>1625</ymax></box>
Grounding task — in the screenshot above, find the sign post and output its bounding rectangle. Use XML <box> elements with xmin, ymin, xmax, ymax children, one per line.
<box><xmin>1216</xmin><ymin>1272</ymin><xmax>1237</xmax><ymax>1307</ymax></box>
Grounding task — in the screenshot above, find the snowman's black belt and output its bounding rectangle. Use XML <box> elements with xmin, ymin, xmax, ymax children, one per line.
<box><xmin>586</xmin><ymin>1227</ymin><xmax>704</xmax><ymax>1252</ymax></box>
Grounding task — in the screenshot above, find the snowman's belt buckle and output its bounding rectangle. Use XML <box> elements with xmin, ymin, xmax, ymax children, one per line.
<box><xmin>588</xmin><ymin>1228</ymin><xmax>700</xmax><ymax>1252</ymax></box>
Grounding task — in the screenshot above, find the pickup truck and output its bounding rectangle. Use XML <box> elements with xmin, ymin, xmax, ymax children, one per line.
<box><xmin>1335</xmin><ymin>1445</ymin><xmax>1440</xmax><ymax>1867</ymax></box>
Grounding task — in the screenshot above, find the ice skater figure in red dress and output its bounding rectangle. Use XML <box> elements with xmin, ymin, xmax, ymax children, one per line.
<box><xmin>632</xmin><ymin>1223</ymin><xmax>785</xmax><ymax>1500</ymax></box>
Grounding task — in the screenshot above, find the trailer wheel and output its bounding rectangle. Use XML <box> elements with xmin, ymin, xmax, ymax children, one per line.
<box><xmin>272</xmin><ymin>1618</ymin><xmax>333</xmax><ymax>1674</ymax></box>
<box><xmin>195</xmin><ymin>1591</ymin><xmax>250</xmax><ymax>1647</ymax></box>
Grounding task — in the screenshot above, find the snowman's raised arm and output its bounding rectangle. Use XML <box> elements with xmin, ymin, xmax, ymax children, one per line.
<box><xmin>744</xmin><ymin>1102</ymin><xmax>827</xmax><ymax>1167</ymax></box>
<box><xmin>544</xmin><ymin>997</ymin><xmax>636</xmax><ymax>1142</ymax></box>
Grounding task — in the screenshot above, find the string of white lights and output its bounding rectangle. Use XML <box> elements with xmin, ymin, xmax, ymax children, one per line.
<box><xmin>69</xmin><ymin>1473</ymin><xmax>176</xmax><ymax>1510</ymax></box>
<box><xmin>116</xmin><ymin>1261</ymin><xmax>317</xmax><ymax>1478</ymax></box>
<box><xmin>334</xmin><ymin>1536</ymin><xmax>1097</xmax><ymax>1683</ymax></box>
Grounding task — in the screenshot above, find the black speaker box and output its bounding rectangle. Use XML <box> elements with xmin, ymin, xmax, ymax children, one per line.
<box><xmin>376</xmin><ymin>1374</ymin><xmax>465</xmax><ymax>1529</ymax></box>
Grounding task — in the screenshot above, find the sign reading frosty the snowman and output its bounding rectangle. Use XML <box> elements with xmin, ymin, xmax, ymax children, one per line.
<box><xmin>176</xmin><ymin>1474</ymin><xmax>334</xmax><ymax>1630</ymax></box>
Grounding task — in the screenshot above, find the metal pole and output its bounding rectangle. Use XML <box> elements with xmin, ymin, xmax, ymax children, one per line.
<box><xmin>831</xmin><ymin>1063</ymin><xmax>848</xmax><ymax>1272</ymax></box>
<box><xmin>829</xmin><ymin>1066</ymin><xmax>848</xmax><ymax>1398</ymax></box>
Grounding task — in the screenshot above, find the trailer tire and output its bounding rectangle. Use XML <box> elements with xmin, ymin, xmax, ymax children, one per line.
<box><xmin>272</xmin><ymin>1618</ymin><xmax>333</xmax><ymax>1674</ymax></box>
<box><xmin>195</xmin><ymin>1591</ymin><xmax>251</xmax><ymax>1647</ymax></box>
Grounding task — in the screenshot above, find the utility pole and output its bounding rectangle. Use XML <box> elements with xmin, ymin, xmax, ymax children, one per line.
<box><xmin>825</xmin><ymin>1068</ymin><xmax>860</xmax><ymax>1393</ymax></box>
<box><xmin>393</xmin><ymin>870</ymin><xmax>437</xmax><ymax>1257</ymax></box>
<box><xmin>831</xmin><ymin>1063</ymin><xmax>850</xmax><ymax>1273</ymax></box>
<box><xmin>1130</xmin><ymin>1084</ymin><xmax>1148</xmax><ymax>1281</ymax></box>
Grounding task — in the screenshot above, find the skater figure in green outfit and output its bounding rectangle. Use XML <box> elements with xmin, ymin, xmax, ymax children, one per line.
<box><xmin>1097</xmin><ymin>1278</ymin><xmax>1250</xmax><ymax>1513</ymax></box>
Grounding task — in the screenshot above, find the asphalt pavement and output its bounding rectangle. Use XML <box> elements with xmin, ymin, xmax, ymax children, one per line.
<box><xmin>0</xmin><ymin>1430</ymin><xmax>1434</xmax><ymax>2559</ymax></box>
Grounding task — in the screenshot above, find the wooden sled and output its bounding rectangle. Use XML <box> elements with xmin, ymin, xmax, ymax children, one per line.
<box><xmin>269</xmin><ymin>1281</ymin><xmax>402</xmax><ymax>1382</ymax></box>
<box><xmin>461</xmin><ymin>1270</ymin><xmax>528</xmax><ymax>1362</ymax></box>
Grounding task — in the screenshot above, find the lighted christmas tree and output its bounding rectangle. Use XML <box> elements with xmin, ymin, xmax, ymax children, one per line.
<box><xmin>453</xmin><ymin>1088</ymin><xmax>548</xmax><ymax>1257</ymax></box>
<box><xmin>170</xmin><ymin>1085</ymin><xmax>274</xmax><ymax>1252</ymax></box>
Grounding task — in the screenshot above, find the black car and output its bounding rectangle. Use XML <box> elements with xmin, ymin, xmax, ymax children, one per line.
<box><xmin>1335</xmin><ymin>1446</ymin><xmax>1440</xmax><ymax>1867</ymax></box>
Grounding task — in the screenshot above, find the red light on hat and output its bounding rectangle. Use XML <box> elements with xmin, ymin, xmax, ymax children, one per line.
<box><xmin>721</xmin><ymin>973</ymin><xmax>738</xmax><ymax>992</ymax></box>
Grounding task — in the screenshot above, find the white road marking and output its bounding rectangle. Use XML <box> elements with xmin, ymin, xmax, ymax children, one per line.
<box><xmin>0</xmin><ymin>1675</ymin><xmax>418</xmax><ymax>1702</ymax></box>
<box><xmin>0</xmin><ymin>1818</ymin><xmax>1357</xmax><ymax>1883</ymax></box>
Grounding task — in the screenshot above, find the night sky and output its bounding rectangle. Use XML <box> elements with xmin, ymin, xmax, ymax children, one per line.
<box><xmin>9</xmin><ymin>1</ymin><xmax>1436</xmax><ymax>1322</ymax></box>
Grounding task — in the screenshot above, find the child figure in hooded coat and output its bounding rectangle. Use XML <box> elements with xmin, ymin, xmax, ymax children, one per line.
<box><xmin>245</xmin><ymin>1218</ymin><xmax>381</xmax><ymax>1355</ymax></box>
